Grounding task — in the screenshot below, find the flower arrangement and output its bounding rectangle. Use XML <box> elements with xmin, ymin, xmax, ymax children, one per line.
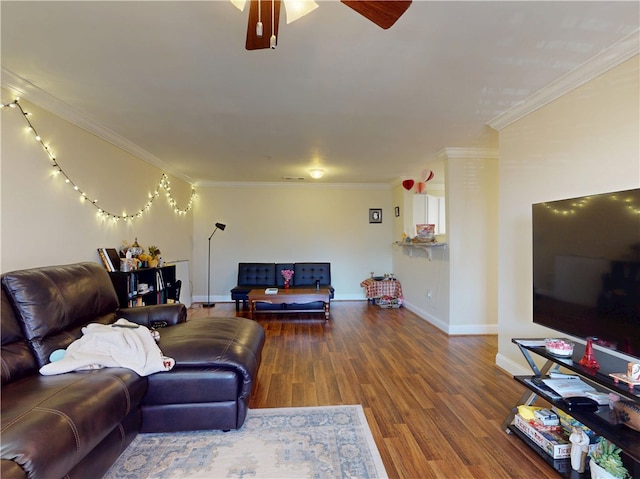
<box><xmin>281</xmin><ymin>269</ymin><xmax>294</xmax><ymax>281</ymax></box>
<box><xmin>119</xmin><ymin>239</ymin><xmax>162</xmax><ymax>268</ymax></box>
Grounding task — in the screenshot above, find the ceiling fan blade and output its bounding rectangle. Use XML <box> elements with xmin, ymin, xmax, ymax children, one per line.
<box><xmin>340</xmin><ymin>1</ymin><xmax>411</xmax><ymax>29</ymax></box>
<box><xmin>246</xmin><ymin>0</ymin><xmax>281</xmax><ymax>50</ymax></box>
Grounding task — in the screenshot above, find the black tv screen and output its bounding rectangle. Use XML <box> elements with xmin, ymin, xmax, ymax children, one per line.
<box><xmin>532</xmin><ymin>187</ymin><xmax>640</xmax><ymax>360</ymax></box>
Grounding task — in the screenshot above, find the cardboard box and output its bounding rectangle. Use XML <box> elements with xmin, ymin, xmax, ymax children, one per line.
<box><xmin>534</xmin><ymin>408</ymin><xmax>559</xmax><ymax>426</ymax></box>
<box><xmin>514</xmin><ymin>414</ymin><xmax>572</xmax><ymax>459</ymax></box>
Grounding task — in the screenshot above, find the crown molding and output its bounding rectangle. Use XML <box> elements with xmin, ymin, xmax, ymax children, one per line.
<box><xmin>1</xmin><ymin>68</ymin><xmax>195</xmax><ymax>185</ymax></box>
<box><xmin>196</xmin><ymin>181</ymin><xmax>391</xmax><ymax>189</ymax></box>
<box><xmin>488</xmin><ymin>29</ymin><xmax>640</xmax><ymax>131</ymax></box>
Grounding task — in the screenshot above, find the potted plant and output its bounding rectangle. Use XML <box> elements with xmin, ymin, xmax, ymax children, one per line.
<box><xmin>589</xmin><ymin>438</ymin><xmax>631</xmax><ymax>479</ymax></box>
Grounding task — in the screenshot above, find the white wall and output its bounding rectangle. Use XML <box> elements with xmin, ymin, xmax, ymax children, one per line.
<box><xmin>393</xmin><ymin>178</ymin><xmax>451</xmax><ymax>331</ymax></box>
<box><xmin>495</xmin><ymin>56</ymin><xmax>640</xmax><ymax>374</ymax></box>
<box><xmin>0</xmin><ymin>93</ymin><xmax>396</xmax><ymax>305</ymax></box>
<box><xmin>191</xmin><ymin>183</ymin><xmax>393</xmax><ymax>302</ymax></box>
<box><xmin>445</xmin><ymin>149</ymin><xmax>499</xmax><ymax>333</ymax></box>
<box><xmin>392</xmin><ymin>150</ymin><xmax>499</xmax><ymax>336</ymax></box>
<box><xmin>1</xmin><ymin>94</ymin><xmax>194</xmax><ymax>281</ymax></box>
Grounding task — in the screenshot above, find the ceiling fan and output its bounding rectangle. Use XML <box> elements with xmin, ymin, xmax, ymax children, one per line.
<box><xmin>231</xmin><ymin>0</ymin><xmax>412</xmax><ymax>50</ymax></box>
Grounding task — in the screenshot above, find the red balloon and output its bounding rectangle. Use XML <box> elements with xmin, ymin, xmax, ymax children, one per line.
<box><xmin>402</xmin><ymin>179</ymin><xmax>415</xmax><ymax>191</ymax></box>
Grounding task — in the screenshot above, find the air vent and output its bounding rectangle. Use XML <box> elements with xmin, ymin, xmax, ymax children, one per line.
<box><xmin>283</xmin><ymin>176</ymin><xmax>306</xmax><ymax>181</ymax></box>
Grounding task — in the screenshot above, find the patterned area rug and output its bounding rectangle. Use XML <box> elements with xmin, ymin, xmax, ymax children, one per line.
<box><xmin>104</xmin><ymin>405</ymin><xmax>388</xmax><ymax>479</ymax></box>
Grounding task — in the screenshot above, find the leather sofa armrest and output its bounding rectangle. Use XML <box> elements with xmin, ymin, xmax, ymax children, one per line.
<box><xmin>116</xmin><ymin>304</ymin><xmax>187</xmax><ymax>329</ymax></box>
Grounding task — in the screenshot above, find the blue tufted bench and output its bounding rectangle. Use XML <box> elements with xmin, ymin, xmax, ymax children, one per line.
<box><xmin>230</xmin><ymin>262</ymin><xmax>334</xmax><ymax>311</ymax></box>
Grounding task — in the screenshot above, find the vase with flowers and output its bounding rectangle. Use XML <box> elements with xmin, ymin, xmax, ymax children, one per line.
<box><xmin>281</xmin><ymin>269</ymin><xmax>294</xmax><ymax>289</ymax></box>
<box><xmin>589</xmin><ymin>438</ymin><xmax>630</xmax><ymax>479</ymax></box>
<box><xmin>148</xmin><ymin>245</ymin><xmax>161</xmax><ymax>267</ymax></box>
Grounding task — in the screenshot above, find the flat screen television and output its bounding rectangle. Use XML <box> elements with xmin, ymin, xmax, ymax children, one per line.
<box><xmin>532</xmin><ymin>187</ymin><xmax>640</xmax><ymax>360</ymax></box>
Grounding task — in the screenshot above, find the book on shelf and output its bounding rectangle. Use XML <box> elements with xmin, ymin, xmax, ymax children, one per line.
<box><xmin>97</xmin><ymin>248</ymin><xmax>112</xmax><ymax>271</ymax></box>
<box><xmin>105</xmin><ymin>248</ymin><xmax>121</xmax><ymax>272</ymax></box>
<box><xmin>97</xmin><ymin>247</ymin><xmax>122</xmax><ymax>272</ymax></box>
<box><xmin>523</xmin><ymin>378</ymin><xmax>562</xmax><ymax>400</ymax></box>
<box><xmin>541</xmin><ymin>377</ymin><xmax>596</xmax><ymax>398</ymax></box>
<box><xmin>265</xmin><ymin>288</ymin><xmax>278</xmax><ymax>294</ymax></box>
<box><xmin>156</xmin><ymin>269</ymin><xmax>165</xmax><ymax>291</ymax></box>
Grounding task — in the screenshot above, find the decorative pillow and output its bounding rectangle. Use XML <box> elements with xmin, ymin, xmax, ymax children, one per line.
<box><xmin>613</xmin><ymin>400</ymin><xmax>640</xmax><ymax>432</ymax></box>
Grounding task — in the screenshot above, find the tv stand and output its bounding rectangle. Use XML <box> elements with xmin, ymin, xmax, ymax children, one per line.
<box><xmin>504</xmin><ymin>338</ymin><xmax>639</xmax><ymax>478</ymax></box>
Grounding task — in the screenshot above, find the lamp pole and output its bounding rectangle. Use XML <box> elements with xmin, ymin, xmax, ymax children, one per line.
<box><xmin>203</xmin><ymin>222</ymin><xmax>226</xmax><ymax>308</ymax></box>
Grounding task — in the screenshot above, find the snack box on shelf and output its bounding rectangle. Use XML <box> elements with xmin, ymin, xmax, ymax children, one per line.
<box><xmin>514</xmin><ymin>414</ymin><xmax>599</xmax><ymax>460</ymax></box>
<box><xmin>514</xmin><ymin>414</ymin><xmax>572</xmax><ymax>459</ymax></box>
<box><xmin>534</xmin><ymin>408</ymin><xmax>559</xmax><ymax>426</ymax></box>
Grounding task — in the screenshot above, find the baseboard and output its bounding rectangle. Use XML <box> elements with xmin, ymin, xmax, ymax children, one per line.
<box><xmin>403</xmin><ymin>302</ymin><xmax>498</xmax><ymax>336</ymax></box>
<box><xmin>495</xmin><ymin>352</ymin><xmax>531</xmax><ymax>376</ymax></box>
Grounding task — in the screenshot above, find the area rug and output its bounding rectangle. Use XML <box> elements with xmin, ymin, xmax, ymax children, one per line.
<box><xmin>104</xmin><ymin>405</ymin><xmax>388</xmax><ymax>479</ymax></box>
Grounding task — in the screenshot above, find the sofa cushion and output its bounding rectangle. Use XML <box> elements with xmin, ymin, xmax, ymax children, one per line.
<box><xmin>293</xmin><ymin>262</ymin><xmax>331</xmax><ymax>286</ymax></box>
<box><xmin>140</xmin><ymin>316</ymin><xmax>265</xmax><ymax>432</ymax></box>
<box><xmin>144</xmin><ymin>368</ymin><xmax>239</xmax><ymax>405</ymax></box>
<box><xmin>1</xmin><ymin>263</ymin><xmax>119</xmax><ymax>367</ymax></box>
<box><xmin>231</xmin><ymin>284</ymin><xmax>273</xmax><ymax>300</ymax></box>
<box><xmin>152</xmin><ymin>317</ymin><xmax>264</xmax><ymax>400</ymax></box>
<box><xmin>237</xmin><ymin>263</ymin><xmax>276</xmax><ymax>286</ymax></box>
<box><xmin>0</xmin><ymin>369</ymin><xmax>146</xmax><ymax>479</ymax></box>
<box><xmin>1</xmin><ymin>291</ymin><xmax>38</xmax><ymax>385</ymax></box>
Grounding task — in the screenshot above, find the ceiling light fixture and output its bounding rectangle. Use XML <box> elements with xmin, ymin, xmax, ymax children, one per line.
<box><xmin>270</xmin><ymin>0</ymin><xmax>277</xmax><ymax>48</ymax></box>
<box><xmin>283</xmin><ymin>0</ymin><xmax>319</xmax><ymax>24</ymax></box>
<box><xmin>309</xmin><ymin>168</ymin><xmax>324</xmax><ymax>179</ymax></box>
<box><xmin>232</xmin><ymin>0</ymin><xmax>318</xmax><ymax>22</ymax></box>
<box><xmin>235</xmin><ymin>1</ymin><xmax>410</xmax><ymax>50</ymax></box>
<box><xmin>230</xmin><ymin>0</ymin><xmax>247</xmax><ymax>11</ymax></box>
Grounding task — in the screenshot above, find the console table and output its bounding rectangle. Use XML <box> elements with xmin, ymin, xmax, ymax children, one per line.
<box><xmin>504</xmin><ymin>338</ymin><xmax>639</xmax><ymax>478</ymax></box>
<box><xmin>360</xmin><ymin>278</ymin><xmax>403</xmax><ymax>304</ymax></box>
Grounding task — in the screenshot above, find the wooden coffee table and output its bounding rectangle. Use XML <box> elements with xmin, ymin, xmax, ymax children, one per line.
<box><xmin>248</xmin><ymin>287</ymin><xmax>331</xmax><ymax>320</ymax></box>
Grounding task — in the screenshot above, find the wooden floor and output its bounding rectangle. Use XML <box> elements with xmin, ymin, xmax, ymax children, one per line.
<box><xmin>188</xmin><ymin>301</ymin><xmax>558</xmax><ymax>479</ymax></box>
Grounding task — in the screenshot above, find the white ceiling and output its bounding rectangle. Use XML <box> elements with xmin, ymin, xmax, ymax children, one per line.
<box><xmin>2</xmin><ymin>1</ymin><xmax>639</xmax><ymax>185</ymax></box>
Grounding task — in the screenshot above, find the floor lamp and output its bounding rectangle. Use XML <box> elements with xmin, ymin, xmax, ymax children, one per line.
<box><xmin>203</xmin><ymin>222</ymin><xmax>226</xmax><ymax>308</ymax></box>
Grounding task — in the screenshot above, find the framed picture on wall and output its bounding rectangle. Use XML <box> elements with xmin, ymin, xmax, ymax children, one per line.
<box><xmin>369</xmin><ymin>208</ymin><xmax>382</xmax><ymax>223</ymax></box>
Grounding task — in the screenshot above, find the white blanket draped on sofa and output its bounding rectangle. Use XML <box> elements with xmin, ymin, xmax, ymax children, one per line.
<box><xmin>40</xmin><ymin>319</ymin><xmax>174</xmax><ymax>376</ymax></box>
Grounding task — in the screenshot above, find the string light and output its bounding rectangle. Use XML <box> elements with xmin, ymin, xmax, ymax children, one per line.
<box><xmin>542</xmin><ymin>197</ymin><xmax>590</xmax><ymax>216</ymax></box>
<box><xmin>611</xmin><ymin>194</ymin><xmax>640</xmax><ymax>216</ymax></box>
<box><xmin>543</xmin><ymin>193</ymin><xmax>640</xmax><ymax>217</ymax></box>
<box><xmin>2</xmin><ymin>98</ymin><xmax>196</xmax><ymax>222</ymax></box>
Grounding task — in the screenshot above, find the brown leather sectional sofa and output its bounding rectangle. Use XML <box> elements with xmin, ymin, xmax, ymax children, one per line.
<box><xmin>1</xmin><ymin>262</ymin><xmax>265</xmax><ymax>479</ymax></box>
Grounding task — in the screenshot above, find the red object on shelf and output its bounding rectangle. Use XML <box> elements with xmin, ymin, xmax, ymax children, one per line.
<box><xmin>579</xmin><ymin>338</ymin><xmax>600</xmax><ymax>370</ymax></box>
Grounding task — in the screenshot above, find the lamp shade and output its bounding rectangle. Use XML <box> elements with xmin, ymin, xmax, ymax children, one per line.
<box><xmin>284</xmin><ymin>0</ymin><xmax>319</xmax><ymax>24</ymax></box>
<box><xmin>230</xmin><ymin>0</ymin><xmax>247</xmax><ymax>11</ymax></box>
<box><xmin>309</xmin><ymin>168</ymin><xmax>324</xmax><ymax>179</ymax></box>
